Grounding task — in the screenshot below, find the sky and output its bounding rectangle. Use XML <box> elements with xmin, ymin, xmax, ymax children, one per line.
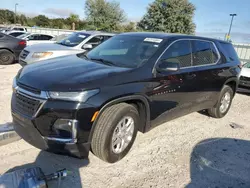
<box><xmin>1</xmin><ymin>0</ymin><xmax>250</xmax><ymax>42</ymax></box>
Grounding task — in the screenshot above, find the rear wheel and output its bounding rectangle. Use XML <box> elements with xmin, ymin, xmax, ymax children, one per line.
<box><xmin>91</xmin><ymin>103</ymin><xmax>139</xmax><ymax>163</ymax></box>
<box><xmin>0</xmin><ymin>50</ymin><xmax>15</xmax><ymax>65</ymax></box>
<box><xmin>208</xmin><ymin>85</ymin><xmax>233</xmax><ymax>118</ymax></box>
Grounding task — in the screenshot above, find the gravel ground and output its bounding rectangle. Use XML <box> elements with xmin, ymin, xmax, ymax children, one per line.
<box><xmin>1</xmin><ymin>64</ymin><xmax>250</xmax><ymax>188</ymax></box>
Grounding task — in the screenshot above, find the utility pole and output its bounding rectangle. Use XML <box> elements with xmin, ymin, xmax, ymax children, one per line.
<box><xmin>14</xmin><ymin>3</ymin><xmax>18</xmax><ymax>24</ymax></box>
<box><xmin>227</xmin><ymin>13</ymin><xmax>237</xmax><ymax>41</ymax></box>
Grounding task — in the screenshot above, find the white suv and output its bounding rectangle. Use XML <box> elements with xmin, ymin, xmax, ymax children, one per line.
<box><xmin>19</xmin><ymin>31</ymin><xmax>115</xmax><ymax>66</ymax></box>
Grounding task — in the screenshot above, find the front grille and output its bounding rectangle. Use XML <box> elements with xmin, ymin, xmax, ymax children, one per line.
<box><xmin>20</xmin><ymin>50</ymin><xmax>29</xmax><ymax>59</ymax></box>
<box><xmin>240</xmin><ymin>76</ymin><xmax>250</xmax><ymax>81</ymax></box>
<box><xmin>14</xmin><ymin>93</ymin><xmax>41</xmax><ymax>117</ymax></box>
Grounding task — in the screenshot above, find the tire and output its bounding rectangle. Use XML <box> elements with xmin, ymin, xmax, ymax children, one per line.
<box><xmin>208</xmin><ymin>85</ymin><xmax>234</xmax><ymax>118</ymax></box>
<box><xmin>91</xmin><ymin>103</ymin><xmax>139</xmax><ymax>163</ymax></box>
<box><xmin>0</xmin><ymin>49</ymin><xmax>15</xmax><ymax>65</ymax></box>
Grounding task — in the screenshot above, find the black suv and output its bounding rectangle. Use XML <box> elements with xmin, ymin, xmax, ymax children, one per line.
<box><xmin>11</xmin><ymin>32</ymin><xmax>241</xmax><ymax>163</ymax></box>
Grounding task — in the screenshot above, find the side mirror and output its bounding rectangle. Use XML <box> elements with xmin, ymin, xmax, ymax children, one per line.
<box><xmin>156</xmin><ymin>59</ymin><xmax>180</xmax><ymax>72</ymax></box>
<box><xmin>82</xmin><ymin>44</ymin><xmax>93</xmax><ymax>50</ymax></box>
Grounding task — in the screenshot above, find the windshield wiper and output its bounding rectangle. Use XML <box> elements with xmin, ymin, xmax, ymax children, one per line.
<box><xmin>89</xmin><ymin>58</ymin><xmax>116</xmax><ymax>66</ymax></box>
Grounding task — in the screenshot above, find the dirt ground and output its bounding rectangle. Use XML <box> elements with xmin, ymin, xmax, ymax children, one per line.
<box><xmin>1</xmin><ymin>64</ymin><xmax>250</xmax><ymax>188</ymax></box>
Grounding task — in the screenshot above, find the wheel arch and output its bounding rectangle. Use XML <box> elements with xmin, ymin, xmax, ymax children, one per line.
<box><xmin>0</xmin><ymin>48</ymin><xmax>14</xmax><ymax>54</ymax></box>
<box><xmin>88</xmin><ymin>95</ymin><xmax>151</xmax><ymax>143</ymax></box>
<box><xmin>223</xmin><ymin>77</ymin><xmax>238</xmax><ymax>96</ymax></box>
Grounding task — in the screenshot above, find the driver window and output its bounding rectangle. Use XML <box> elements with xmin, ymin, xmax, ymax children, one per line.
<box><xmin>85</xmin><ymin>36</ymin><xmax>104</xmax><ymax>48</ymax></box>
<box><xmin>160</xmin><ymin>40</ymin><xmax>192</xmax><ymax>68</ymax></box>
<box><xmin>27</xmin><ymin>34</ymin><xmax>40</xmax><ymax>40</ymax></box>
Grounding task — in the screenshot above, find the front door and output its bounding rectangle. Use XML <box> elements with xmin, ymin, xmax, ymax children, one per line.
<box><xmin>148</xmin><ymin>39</ymin><xmax>199</xmax><ymax>127</ymax></box>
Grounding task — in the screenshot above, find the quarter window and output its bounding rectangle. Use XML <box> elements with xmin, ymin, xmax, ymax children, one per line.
<box><xmin>160</xmin><ymin>40</ymin><xmax>192</xmax><ymax>68</ymax></box>
<box><xmin>192</xmin><ymin>40</ymin><xmax>218</xmax><ymax>66</ymax></box>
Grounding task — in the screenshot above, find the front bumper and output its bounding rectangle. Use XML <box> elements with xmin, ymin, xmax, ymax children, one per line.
<box><xmin>239</xmin><ymin>80</ymin><xmax>250</xmax><ymax>89</ymax></box>
<box><xmin>12</xmin><ymin>112</ymin><xmax>90</xmax><ymax>158</ymax></box>
<box><xmin>11</xmin><ymin>84</ymin><xmax>98</xmax><ymax>158</ymax></box>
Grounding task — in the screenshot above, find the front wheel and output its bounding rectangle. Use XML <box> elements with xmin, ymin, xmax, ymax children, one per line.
<box><xmin>208</xmin><ymin>85</ymin><xmax>234</xmax><ymax>118</ymax></box>
<box><xmin>91</xmin><ymin>103</ymin><xmax>139</xmax><ymax>163</ymax></box>
<box><xmin>0</xmin><ymin>50</ymin><xmax>15</xmax><ymax>65</ymax></box>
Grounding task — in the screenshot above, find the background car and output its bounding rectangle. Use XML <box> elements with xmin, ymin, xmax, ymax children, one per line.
<box><xmin>0</xmin><ymin>32</ymin><xmax>26</xmax><ymax>65</ymax></box>
<box><xmin>19</xmin><ymin>31</ymin><xmax>114</xmax><ymax>66</ymax></box>
<box><xmin>17</xmin><ymin>33</ymin><xmax>54</xmax><ymax>46</ymax></box>
<box><xmin>1</xmin><ymin>26</ymin><xmax>27</xmax><ymax>33</ymax></box>
<box><xmin>239</xmin><ymin>62</ymin><xmax>250</xmax><ymax>89</ymax></box>
<box><xmin>6</xmin><ymin>30</ymin><xmax>27</xmax><ymax>37</ymax></box>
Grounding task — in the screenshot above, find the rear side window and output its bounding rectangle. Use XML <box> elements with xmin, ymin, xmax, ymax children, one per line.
<box><xmin>160</xmin><ymin>40</ymin><xmax>192</xmax><ymax>68</ymax></box>
<box><xmin>192</xmin><ymin>40</ymin><xmax>218</xmax><ymax>66</ymax></box>
<box><xmin>40</xmin><ymin>35</ymin><xmax>53</xmax><ymax>40</ymax></box>
<box><xmin>13</xmin><ymin>28</ymin><xmax>24</xmax><ymax>31</ymax></box>
<box><xmin>10</xmin><ymin>32</ymin><xmax>23</xmax><ymax>37</ymax></box>
<box><xmin>220</xmin><ymin>42</ymin><xmax>239</xmax><ymax>62</ymax></box>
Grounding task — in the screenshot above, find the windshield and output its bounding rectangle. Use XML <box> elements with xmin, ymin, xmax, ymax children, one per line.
<box><xmin>243</xmin><ymin>62</ymin><xmax>250</xmax><ymax>68</ymax></box>
<box><xmin>17</xmin><ymin>33</ymin><xmax>30</xmax><ymax>39</ymax></box>
<box><xmin>57</xmin><ymin>32</ymin><xmax>90</xmax><ymax>47</ymax></box>
<box><xmin>87</xmin><ymin>35</ymin><xmax>163</xmax><ymax>68</ymax></box>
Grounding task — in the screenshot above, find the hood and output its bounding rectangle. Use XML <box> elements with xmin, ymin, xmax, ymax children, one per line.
<box><xmin>18</xmin><ymin>54</ymin><xmax>131</xmax><ymax>91</ymax></box>
<box><xmin>240</xmin><ymin>67</ymin><xmax>250</xmax><ymax>77</ymax></box>
<box><xmin>24</xmin><ymin>43</ymin><xmax>79</xmax><ymax>52</ymax></box>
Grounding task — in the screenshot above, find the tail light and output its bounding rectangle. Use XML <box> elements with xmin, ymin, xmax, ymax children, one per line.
<box><xmin>18</xmin><ymin>40</ymin><xmax>26</xmax><ymax>46</ymax></box>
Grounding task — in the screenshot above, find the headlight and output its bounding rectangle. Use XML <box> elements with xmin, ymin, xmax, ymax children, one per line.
<box><xmin>32</xmin><ymin>52</ymin><xmax>53</xmax><ymax>58</ymax></box>
<box><xmin>48</xmin><ymin>89</ymin><xmax>99</xmax><ymax>102</ymax></box>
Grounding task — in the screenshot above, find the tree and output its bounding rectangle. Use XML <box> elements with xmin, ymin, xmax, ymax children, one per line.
<box><xmin>18</xmin><ymin>14</ymin><xmax>27</xmax><ymax>25</ymax></box>
<box><xmin>68</xmin><ymin>13</ymin><xmax>80</xmax><ymax>23</ymax></box>
<box><xmin>123</xmin><ymin>22</ymin><xmax>137</xmax><ymax>32</ymax></box>
<box><xmin>138</xmin><ymin>0</ymin><xmax>196</xmax><ymax>34</ymax></box>
<box><xmin>85</xmin><ymin>0</ymin><xmax>126</xmax><ymax>31</ymax></box>
<box><xmin>0</xmin><ymin>9</ymin><xmax>15</xmax><ymax>24</ymax></box>
<box><xmin>33</xmin><ymin>15</ymin><xmax>50</xmax><ymax>27</ymax></box>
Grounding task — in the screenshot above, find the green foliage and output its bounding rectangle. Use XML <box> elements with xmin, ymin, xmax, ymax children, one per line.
<box><xmin>0</xmin><ymin>0</ymin><xmax>196</xmax><ymax>34</ymax></box>
<box><xmin>123</xmin><ymin>22</ymin><xmax>137</xmax><ymax>32</ymax></box>
<box><xmin>33</xmin><ymin>15</ymin><xmax>50</xmax><ymax>27</ymax></box>
<box><xmin>85</xmin><ymin>0</ymin><xmax>126</xmax><ymax>31</ymax></box>
<box><xmin>138</xmin><ymin>0</ymin><xmax>196</xmax><ymax>34</ymax></box>
<box><xmin>0</xmin><ymin>9</ymin><xmax>15</xmax><ymax>24</ymax></box>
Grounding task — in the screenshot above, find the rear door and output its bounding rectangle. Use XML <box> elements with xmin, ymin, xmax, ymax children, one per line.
<box><xmin>189</xmin><ymin>39</ymin><xmax>222</xmax><ymax>111</ymax></box>
<box><xmin>149</xmin><ymin>39</ymin><xmax>199</xmax><ymax>126</ymax></box>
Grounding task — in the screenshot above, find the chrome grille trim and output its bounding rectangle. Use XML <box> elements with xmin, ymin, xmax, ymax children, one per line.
<box><xmin>14</xmin><ymin>85</ymin><xmax>48</xmax><ymax>118</ymax></box>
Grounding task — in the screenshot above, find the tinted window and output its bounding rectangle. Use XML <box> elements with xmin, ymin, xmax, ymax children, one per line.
<box><xmin>9</xmin><ymin>32</ymin><xmax>23</xmax><ymax>37</ymax></box>
<box><xmin>13</xmin><ymin>28</ymin><xmax>24</xmax><ymax>31</ymax></box>
<box><xmin>40</xmin><ymin>35</ymin><xmax>53</xmax><ymax>40</ymax></box>
<box><xmin>85</xmin><ymin>35</ymin><xmax>112</xmax><ymax>48</ymax></box>
<box><xmin>161</xmin><ymin>40</ymin><xmax>192</xmax><ymax>68</ymax></box>
<box><xmin>27</xmin><ymin>34</ymin><xmax>41</xmax><ymax>40</ymax></box>
<box><xmin>210</xmin><ymin>43</ymin><xmax>219</xmax><ymax>63</ymax></box>
<box><xmin>192</xmin><ymin>41</ymin><xmax>216</xmax><ymax>66</ymax></box>
<box><xmin>220</xmin><ymin>42</ymin><xmax>239</xmax><ymax>62</ymax></box>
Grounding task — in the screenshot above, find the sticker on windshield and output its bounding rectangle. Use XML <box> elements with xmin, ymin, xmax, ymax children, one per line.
<box><xmin>78</xmin><ymin>35</ymin><xmax>86</xmax><ymax>38</ymax></box>
<box><xmin>144</xmin><ymin>38</ymin><xmax>163</xmax><ymax>43</ymax></box>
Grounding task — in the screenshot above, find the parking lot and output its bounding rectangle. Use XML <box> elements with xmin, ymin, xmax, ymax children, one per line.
<box><xmin>1</xmin><ymin>64</ymin><xmax>250</xmax><ymax>187</ymax></box>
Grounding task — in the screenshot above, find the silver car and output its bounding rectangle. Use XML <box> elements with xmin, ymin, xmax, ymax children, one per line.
<box><xmin>19</xmin><ymin>31</ymin><xmax>115</xmax><ymax>66</ymax></box>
